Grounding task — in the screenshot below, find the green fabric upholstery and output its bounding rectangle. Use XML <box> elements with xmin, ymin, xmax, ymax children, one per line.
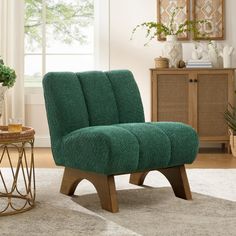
<box><xmin>61</xmin><ymin>122</ymin><xmax>198</xmax><ymax>175</ymax></box>
<box><xmin>77</xmin><ymin>71</ymin><xmax>119</xmax><ymax>126</ymax></box>
<box><xmin>43</xmin><ymin>72</ymin><xmax>89</xmax><ymax>165</ymax></box>
<box><xmin>43</xmin><ymin>70</ymin><xmax>199</xmax><ymax>174</ymax></box>
<box><xmin>115</xmin><ymin>123</ymin><xmax>171</xmax><ymax>170</ymax></box>
<box><xmin>151</xmin><ymin>122</ymin><xmax>199</xmax><ymax>167</ymax></box>
<box><xmin>106</xmin><ymin>70</ymin><xmax>145</xmax><ymax>123</ymax></box>
<box><xmin>63</xmin><ymin>126</ymin><xmax>139</xmax><ymax>175</ymax></box>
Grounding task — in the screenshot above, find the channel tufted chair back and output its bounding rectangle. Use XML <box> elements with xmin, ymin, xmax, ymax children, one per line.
<box><xmin>43</xmin><ymin>70</ymin><xmax>144</xmax><ymax>165</ymax></box>
<box><xmin>43</xmin><ymin>69</ymin><xmax>198</xmax><ymax>213</ymax></box>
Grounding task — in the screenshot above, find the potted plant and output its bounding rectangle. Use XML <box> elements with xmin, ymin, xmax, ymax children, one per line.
<box><xmin>131</xmin><ymin>7</ymin><xmax>210</xmax><ymax>67</ymax></box>
<box><xmin>0</xmin><ymin>59</ymin><xmax>16</xmax><ymax>88</ymax></box>
<box><xmin>224</xmin><ymin>104</ymin><xmax>236</xmax><ymax>157</ymax></box>
<box><xmin>0</xmin><ymin>57</ymin><xmax>16</xmax><ymax>117</ymax></box>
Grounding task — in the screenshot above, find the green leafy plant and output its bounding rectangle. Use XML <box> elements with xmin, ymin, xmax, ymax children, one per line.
<box><xmin>224</xmin><ymin>104</ymin><xmax>236</xmax><ymax>133</ymax></box>
<box><xmin>0</xmin><ymin>59</ymin><xmax>16</xmax><ymax>88</ymax></box>
<box><xmin>131</xmin><ymin>7</ymin><xmax>211</xmax><ymax>45</ymax></box>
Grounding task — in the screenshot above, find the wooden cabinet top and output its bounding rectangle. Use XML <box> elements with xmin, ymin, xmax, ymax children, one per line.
<box><xmin>150</xmin><ymin>68</ymin><xmax>236</xmax><ymax>72</ymax></box>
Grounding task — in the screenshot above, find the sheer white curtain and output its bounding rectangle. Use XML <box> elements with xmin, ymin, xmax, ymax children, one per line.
<box><xmin>0</xmin><ymin>0</ymin><xmax>25</xmax><ymax>124</ymax></box>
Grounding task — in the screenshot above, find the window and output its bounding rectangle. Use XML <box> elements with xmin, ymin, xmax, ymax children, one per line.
<box><xmin>24</xmin><ymin>0</ymin><xmax>95</xmax><ymax>87</ymax></box>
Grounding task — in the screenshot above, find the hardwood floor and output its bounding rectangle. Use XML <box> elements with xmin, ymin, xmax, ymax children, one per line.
<box><xmin>1</xmin><ymin>148</ymin><xmax>236</xmax><ymax>168</ymax></box>
<box><xmin>186</xmin><ymin>148</ymin><xmax>236</xmax><ymax>169</ymax></box>
<box><xmin>186</xmin><ymin>153</ymin><xmax>236</xmax><ymax>168</ymax></box>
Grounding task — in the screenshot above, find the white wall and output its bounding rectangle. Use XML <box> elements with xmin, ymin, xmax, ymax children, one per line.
<box><xmin>109</xmin><ymin>0</ymin><xmax>236</xmax><ymax>121</ymax></box>
<box><xmin>25</xmin><ymin>92</ymin><xmax>49</xmax><ymax>146</ymax></box>
<box><xmin>26</xmin><ymin>0</ymin><xmax>236</xmax><ymax>146</ymax></box>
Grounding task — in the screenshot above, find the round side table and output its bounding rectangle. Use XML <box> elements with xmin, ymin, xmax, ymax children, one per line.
<box><xmin>0</xmin><ymin>126</ymin><xmax>35</xmax><ymax>216</ymax></box>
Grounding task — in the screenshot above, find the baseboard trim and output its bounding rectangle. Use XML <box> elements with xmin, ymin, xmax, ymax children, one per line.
<box><xmin>34</xmin><ymin>135</ymin><xmax>51</xmax><ymax>147</ymax></box>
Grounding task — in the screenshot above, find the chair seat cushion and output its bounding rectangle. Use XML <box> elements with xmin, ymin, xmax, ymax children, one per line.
<box><xmin>63</xmin><ymin>122</ymin><xmax>198</xmax><ymax>175</ymax></box>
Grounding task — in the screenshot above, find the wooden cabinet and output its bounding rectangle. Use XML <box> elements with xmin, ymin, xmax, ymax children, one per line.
<box><xmin>151</xmin><ymin>68</ymin><xmax>235</xmax><ymax>145</ymax></box>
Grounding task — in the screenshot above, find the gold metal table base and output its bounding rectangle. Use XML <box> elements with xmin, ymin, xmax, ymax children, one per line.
<box><xmin>0</xmin><ymin>126</ymin><xmax>35</xmax><ymax>216</ymax></box>
<box><xmin>0</xmin><ymin>195</ymin><xmax>34</xmax><ymax>216</ymax></box>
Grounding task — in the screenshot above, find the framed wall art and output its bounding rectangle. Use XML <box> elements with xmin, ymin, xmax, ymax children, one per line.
<box><xmin>193</xmin><ymin>0</ymin><xmax>225</xmax><ymax>40</ymax></box>
<box><xmin>157</xmin><ymin>0</ymin><xmax>190</xmax><ymax>40</ymax></box>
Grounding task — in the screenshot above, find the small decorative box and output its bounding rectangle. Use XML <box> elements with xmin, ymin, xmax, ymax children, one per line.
<box><xmin>154</xmin><ymin>57</ymin><xmax>169</xmax><ymax>68</ymax></box>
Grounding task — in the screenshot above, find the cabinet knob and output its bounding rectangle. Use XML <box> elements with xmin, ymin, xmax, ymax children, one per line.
<box><xmin>194</xmin><ymin>79</ymin><xmax>198</xmax><ymax>83</ymax></box>
<box><xmin>189</xmin><ymin>79</ymin><xmax>193</xmax><ymax>83</ymax></box>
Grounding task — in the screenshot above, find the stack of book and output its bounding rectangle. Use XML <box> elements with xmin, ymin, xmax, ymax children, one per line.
<box><xmin>186</xmin><ymin>59</ymin><xmax>212</xmax><ymax>68</ymax></box>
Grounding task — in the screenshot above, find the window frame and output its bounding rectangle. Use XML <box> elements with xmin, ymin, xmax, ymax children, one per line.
<box><xmin>24</xmin><ymin>0</ymin><xmax>107</xmax><ymax>91</ymax></box>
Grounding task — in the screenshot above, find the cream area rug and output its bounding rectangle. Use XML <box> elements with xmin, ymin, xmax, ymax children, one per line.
<box><xmin>0</xmin><ymin>169</ymin><xmax>236</xmax><ymax>236</ymax></box>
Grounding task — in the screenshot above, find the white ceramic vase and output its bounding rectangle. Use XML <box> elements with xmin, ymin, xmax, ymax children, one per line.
<box><xmin>0</xmin><ymin>86</ymin><xmax>7</xmax><ymax>117</ymax></box>
<box><xmin>220</xmin><ymin>45</ymin><xmax>234</xmax><ymax>68</ymax></box>
<box><xmin>163</xmin><ymin>35</ymin><xmax>182</xmax><ymax>68</ymax></box>
<box><xmin>208</xmin><ymin>41</ymin><xmax>220</xmax><ymax>68</ymax></box>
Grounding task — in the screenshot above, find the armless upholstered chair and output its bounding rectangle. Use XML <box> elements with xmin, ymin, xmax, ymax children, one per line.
<box><xmin>43</xmin><ymin>70</ymin><xmax>198</xmax><ymax>212</ymax></box>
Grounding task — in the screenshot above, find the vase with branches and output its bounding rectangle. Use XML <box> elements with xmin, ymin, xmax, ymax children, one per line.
<box><xmin>131</xmin><ymin>7</ymin><xmax>210</xmax><ymax>44</ymax></box>
<box><xmin>131</xmin><ymin>7</ymin><xmax>210</xmax><ymax>67</ymax></box>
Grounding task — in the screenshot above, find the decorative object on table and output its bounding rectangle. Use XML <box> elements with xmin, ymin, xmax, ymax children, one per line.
<box><xmin>224</xmin><ymin>104</ymin><xmax>236</xmax><ymax>157</ymax></box>
<box><xmin>131</xmin><ymin>7</ymin><xmax>208</xmax><ymax>68</ymax></box>
<box><xmin>154</xmin><ymin>56</ymin><xmax>169</xmax><ymax>68</ymax></box>
<box><xmin>163</xmin><ymin>35</ymin><xmax>183</xmax><ymax>68</ymax></box>
<box><xmin>191</xmin><ymin>42</ymin><xmax>206</xmax><ymax>60</ymax></box>
<box><xmin>157</xmin><ymin>0</ymin><xmax>190</xmax><ymax>40</ymax></box>
<box><xmin>186</xmin><ymin>59</ymin><xmax>212</xmax><ymax>68</ymax></box>
<box><xmin>0</xmin><ymin>57</ymin><xmax>16</xmax><ymax>117</ymax></box>
<box><xmin>176</xmin><ymin>60</ymin><xmax>186</xmax><ymax>68</ymax></box>
<box><xmin>208</xmin><ymin>40</ymin><xmax>221</xmax><ymax>68</ymax></box>
<box><xmin>193</xmin><ymin>0</ymin><xmax>225</xmax><ymax>40</ymax></box>
<box><xmin>0</xmin><ymin>87</ymin><xmax>7</xmax><ymax>118</ymax></box>
<box><xmin>131</xmin><ymin>6</ymin><xmax>207</xmax><ymax>44</ymax></box>
<box><xmin>8</xmin><ymin>118</ymin><xmax>23</xmax><ymax>133</ymax></box>
<box><xmin>188</xmin><ymin>43</ymin><xmax>212</xmax><ymax>68</ymax></box>
<box><xmin>220</xmin><ymin>45</ymin><xmax>234</xmax><ymax>68</ymax></box>
<box><xmin>0</xmin><ymin>126</ymin><xmax>35</xmax><ymax>216</ymax></box>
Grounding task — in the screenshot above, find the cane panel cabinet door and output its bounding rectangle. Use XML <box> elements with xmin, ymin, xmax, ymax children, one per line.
<box><xmin>151</xmin><ymin>70</ymin><xmax>190</xmax><ymax>124</ymax></box>
<box><xmin>151</xmin><ymin>68</ymin><xmax>235</xmax><ymax>145</ymax></box>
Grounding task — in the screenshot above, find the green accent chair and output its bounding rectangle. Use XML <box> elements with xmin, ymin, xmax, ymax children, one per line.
<box><xmin>43</xmin><ymin>70</ymin><xmax>199</xmax><ymax>212</ymax></box>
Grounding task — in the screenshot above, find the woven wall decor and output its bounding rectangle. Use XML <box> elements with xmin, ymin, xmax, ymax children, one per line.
<box><xmin>193</xmin><ymin>0</ymin><xmax>225</xmax><ymax>40</ymax></box>
<box><xmin>157</xmin><ymin>0</ymin><xmax>190</xmax><ymax>40</ymax></box>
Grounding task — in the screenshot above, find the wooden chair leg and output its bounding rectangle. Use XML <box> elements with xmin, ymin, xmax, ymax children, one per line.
<box><xmin>95</xmin><ymin>175</ymin><xmax>118</xmax><ymax>213</ymax></box>
<box><xmin>60</xmin><ymin>167</ymin><xmax>119</xmax><ymax>213</ymax></box>
<box><xmin>157</xmin><ymin>165</ymin><xmax>192</xmax><ymax>200</ymax></box>
<box><xmin>129</xmin><ymin>165</ymin><xmax>192</xmax><ymax>200</ymax></box>
<box><xmin>60</xmin><ymin>167</ymin><xmax>83</xmax><ymax>195</ymax></box>
<box><xmin>129</xmin><ymin>171</ymin><xmax>148</xmax><ymax>185</ymax></box>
